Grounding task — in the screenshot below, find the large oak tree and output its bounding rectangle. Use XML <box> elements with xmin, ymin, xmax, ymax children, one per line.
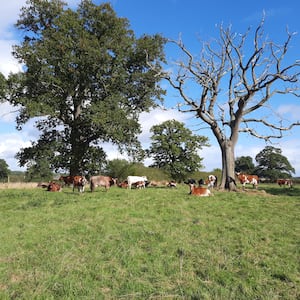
<box><xmin>148</xmin><ymin>119</ymin><xmax>209</xmax><ymax>181</ymax></box>
<box><xmin>149</xmin><ymin>18</ymin><xmax>300</xmax><ymax>189</ymax></box>
<box><xmin>8</xmin><ymin>0</ymin><xmax>165</xmax><ymax>175</ymax></box>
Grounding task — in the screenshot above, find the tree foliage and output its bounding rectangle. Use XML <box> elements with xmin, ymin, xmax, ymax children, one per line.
<box><xmin>148</xmin><ymin>119</ymin><xmax>209</xmax><ymax>181</ymax></box>
<box><xmin>24</xmin><ymin>158</ymin><xmax>53</xmax><ymax>182</ymax></box>
<box><xmin>0</xmin><ymin>159</ymin><xmax>10</xmax><ymax>181</ymax></box>
<box><xmin>235</xmin><ymin>156</ymin><xmax>255</xmax><ymax>174</ymax></box>
<box><xmin>9</xmin><ymin>0</ymin><xmax>166</xmax><ymax>175</ymax></box>
<box><xmin>255</xmin><ymin>146</ymin><xmax>295</xmax><ymax>180</ymax></box>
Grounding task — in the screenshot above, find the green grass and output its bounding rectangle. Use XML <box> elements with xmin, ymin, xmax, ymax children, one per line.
<box><xmin>0</xmin><ymin>184</ymin><xmax>299</xmax><ymax>299</ymax></box>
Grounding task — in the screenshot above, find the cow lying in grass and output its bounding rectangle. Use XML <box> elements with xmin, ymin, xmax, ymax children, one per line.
<box><xmin>47</xmin><ymin>181</ymin><xmax>62</xmax><ymax>192</ymax></box>
<box><xmin>189</xmin><ymin>184</ymin><xmax>211</xmax><ymax>197</ymax></box>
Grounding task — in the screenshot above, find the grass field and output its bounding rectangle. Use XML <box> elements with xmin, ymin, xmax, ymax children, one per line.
<box><xmin>0</xmin><ymin>184</ymin><xmax>299</xmax><ymax>299</ymax></box>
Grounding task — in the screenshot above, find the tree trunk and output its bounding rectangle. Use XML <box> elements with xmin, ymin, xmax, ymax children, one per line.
<box><xmin>220</xmin><ymin>140</ymin><xmax>237</xmax><ymax>191</ymax></box>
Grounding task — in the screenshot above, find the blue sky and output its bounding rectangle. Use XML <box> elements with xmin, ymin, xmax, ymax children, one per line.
<box><xmin>0</xmin><ymin>0</ymin><xmax>300</xmax><ymax>175</ymax></box>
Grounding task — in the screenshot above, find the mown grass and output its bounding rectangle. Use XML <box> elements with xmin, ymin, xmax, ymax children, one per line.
<box><xmin>0</xmin><ymin>184</ymin><xmax>299</xmax><ymax>299</ymax></box>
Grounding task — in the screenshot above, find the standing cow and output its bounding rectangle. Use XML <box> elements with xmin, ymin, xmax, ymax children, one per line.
<box><xmin>277</xmin><ymin>179</ymin><xmax>293</xmax><ymax>188</ymax></box>
<box><xmin>236</xmin><ymin>172</ymin><xmax>259</xmax><ymax>189</ymax></box>
<box><xmin>73</xmin><ymin>175</ymin><xmax>87</xmax><ymax>193</ymax></box>
<box><xmin>207</xmin><ymin>175</ymin><xmax>217</xmax><ymax>189</ymax></box>
<box><xmin>127</xmin><ymin>176</ymin><xmax>148</xmax><ymax>189</ymax></box>
<box><xmin>90</xmin><ymin>175</ymin><xmax>117</xmax><ymax>192</ymax></box>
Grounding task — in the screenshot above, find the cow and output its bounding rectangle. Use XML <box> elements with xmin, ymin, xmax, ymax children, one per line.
<box><xmin>59</xmin><ymin>175</ymin><xmax>74</xmax><ymax>187</ymax></box>
<box><xmin>189</xmin><ymin>184</ymin><xmax>211</xmax><ymax>197</ymax></box>
<box><xmin>90</xmin><ymin>175</ymin><xmax>117</xmax><ymax>192</ymax></box>
<box><xmin>236</xmin><ymin>172</ymin><xmax>259</xmax><ymax>189</ymax></box>
<box><xmin>167</xmin><ymin>181</ymin><xmax>177</xmax><ymax>188</ymax></box>
<box><xmin>207</xmin><ymin>175</ymin><xmax>217</xmax><ymax>189</ymax></box>
<box><xmin>118</xmin><ymin>180</ymin><xmax>128</xmax><ymax>188</ymax></box>
<box><xmin>73</xmin><ymin>175</ymin><xmax>87</xmax><ymax>193</ymax></box>
<box><xmin>277</xmin><ymin>179</ymin><xmax>293</xmax><ymax>188</ymax></box>
<box><xmin>47</xmin><ymin>181</ymin><xmax>62</xmax><ymax>192</ymax></box>
<box><xmin>127</xmin><ymin>176</ymin><xmax>148</xmax><ymax>189</ymax></box>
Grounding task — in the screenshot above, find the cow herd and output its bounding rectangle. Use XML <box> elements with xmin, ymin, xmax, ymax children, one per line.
<box><xmin>42</xmin><ymin>172</ymin><xmax>293</xmax><ymax>194</ymax></box>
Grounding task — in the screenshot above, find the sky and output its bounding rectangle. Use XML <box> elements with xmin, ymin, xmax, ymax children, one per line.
<box><xmin>0</xmin><ymin>0</ymin><xmax>300</xmax><ymax>176</ymax></box>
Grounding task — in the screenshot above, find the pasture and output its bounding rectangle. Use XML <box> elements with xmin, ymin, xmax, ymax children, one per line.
<box><xmin>0</xmin><ymin>183</ymin><xmax>299</xmax><ymax>299</ymax></box>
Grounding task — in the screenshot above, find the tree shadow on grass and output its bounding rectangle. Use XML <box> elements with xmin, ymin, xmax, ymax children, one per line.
<box><xmin>262</xmin><ymin>185</ymin><xmax>299</xmax><ymax>197</ymax></box>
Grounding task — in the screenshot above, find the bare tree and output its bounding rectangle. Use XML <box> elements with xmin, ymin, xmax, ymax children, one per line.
<box><xmin>149</xmin><ymin>18</ymin><xmax>300</xmax><ymax>190</ymax></box>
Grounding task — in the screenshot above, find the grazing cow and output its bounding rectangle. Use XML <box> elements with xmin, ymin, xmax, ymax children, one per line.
<box><xmin>127</xmin><ymin>176</ymin><xmax>148</xmax><ymax>189</ymax></box>
<box><xmin>59</xmin><ymin>175</ymin><xmax>74</xmax><ymax>186</ymax></box>
<box><xmin>189</xmin><ymin>184</ymin><xmax>211</xmax><ymax>197</ymax></box>
<box><xmin>207</xmin><ymin>175</ymin><xmax>217</xmax><ymax>189</ymax></box>
<box><xmin>47</xmin><ymin>181</ymin><xmax>62</xmax><ymax>192</ymax></box>
<box><xmin>73</xmin><ymin>175</ymin><xmax>87</xmax><ymax>193</ymax></box>
<box><xmin>277</xmin><ymin>179</ymin><xmax>293</xmax><ymax>188</ymax></box>
<box><xmin>90</xmin><ymin>175</ymin><xmax>117</xmax><ymax>192</ymax></box>
<box><xmin>236</xmin><ymin>172</ymin><xmax>259</xmax><ymax>189</ymax></box>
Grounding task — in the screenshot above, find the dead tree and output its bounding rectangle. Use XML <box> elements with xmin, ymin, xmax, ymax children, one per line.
<box><xmin>149</xmin><ymin>18</ymin><xmax>300</xmax><ymax>190</ymax></box>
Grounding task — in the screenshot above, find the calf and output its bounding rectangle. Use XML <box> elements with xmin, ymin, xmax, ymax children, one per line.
<box><xmin>189</xmin><ymin>184</ymin><xmax>211</xmax><ymax>197</ymax></box>
<box><xmin>90</xmin><ymin>175</ymin><xmax>117</xmax><ymax>192</ymax></box>
<box><xmin>73</xmin><ymin>175</ymin><xmax>87</xmax><ymax>193</ymax></box>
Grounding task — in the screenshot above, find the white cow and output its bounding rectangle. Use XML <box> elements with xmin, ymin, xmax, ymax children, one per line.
<box><xmin>127</xmin><ymin>176</ymin><xmax>148</xmax><ymax>189</ymax></box>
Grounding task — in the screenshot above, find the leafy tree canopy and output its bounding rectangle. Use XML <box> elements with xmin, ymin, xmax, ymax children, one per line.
<box><xmin>255</xmin><ymin>146</ymin><xmax>295</xmax><ymax>180</ymax></box>
<box><xmin>148</xmin><ymin>119</ymin><xmax>209</xmax><ymax>181</ymax></box>
<box><xmin>235</xmin><ymin>156</ymin><xmax>255</xmax><ymax>174</ymax></box>
<box><xmin>0</xmin><ymin>159</ymin><xmax>10</xmax><ymax>180</ymax></box>
<box><xmin>9</xmin><ymin>0</ymin><xmax>166</xmax><ymax>175</ymax></box>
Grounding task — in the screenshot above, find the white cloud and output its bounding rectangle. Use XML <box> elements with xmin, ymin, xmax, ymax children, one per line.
<box><xmin>277</xmin><ymin>104</ymin><xmax>300</xmax><ymax>121</ymax></box>
<box><xmin>0</xmin><ymin>102</ymin><xmax>20</xmax><ymax>122</ymax></box>
<box><xmin>0</xmin><ymin>132</ymin><xmax>31</xmax><ymax>171</ymax></box>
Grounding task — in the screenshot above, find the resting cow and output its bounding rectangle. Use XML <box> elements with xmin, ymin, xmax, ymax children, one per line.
<box><xmin>189</xmin><ymin>184</ymin><xmax>211</xmax><ymax>197</ymax></box>
<box><xmin>236</xmin><ymin>172</ymin><xmax>259</xmax><ymax>189</ymax></box>
<box><xmin>73</xmin><ymin>175</ymin><xmax>87</xmax><ymax>193</ymax></box>
<box><xmin>90</xmin><ymin>175</ymin><xmax>117</xmax><ymax>192</ymax></box>
<box><xmin>47</xmin><ymin>181</ymin><xmax>62</xmax><ymax>192</ymax></box>
<box><xmin>127</xmin><ymin>176</ymin><xmax>148</xmax><ymax>189</ymax></box>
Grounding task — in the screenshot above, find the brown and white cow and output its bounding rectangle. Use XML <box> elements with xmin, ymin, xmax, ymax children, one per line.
<box><xmin>59</xmin><ymin>175</ymin><xmax>74</xmax><ymax>186</ymax></box>
<box><xmin>206</xmin><ymin>175</ymin><xmax>217</xmax><ymax>189</ymax></box>
<box><xmin>73</xmin><ymin>175</ymin><xmax>87</xmax><ymax>193</ymax></box>
<box><xmin>236</xmin><ymin>172</ymin><xmax>259</xmax><ymax>189</ymax></box>
<box><xmin>189</xmin><ymin>184</ymin><xmax>211</xmax><ymax>196</ymax></box>
<box><xmin>90</xmin><ymin>175</ymin><xmax>117</xmax><ymax>192</ymax></box>
<box><xmin>47</xmin><ymin>181</ymin><xmax>62</xmax><ymax>192</ymax></box>
<box><xmin>277</xmin><ymin>179</ymin><xmax>293</xmax><ymax>188</ymax></box>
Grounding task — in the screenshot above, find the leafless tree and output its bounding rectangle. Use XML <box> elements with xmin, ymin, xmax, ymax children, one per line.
<box><xmin>149</xmin><ymin>18</ymin><xmax>300</xmax><ymax>190</ymax></box>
